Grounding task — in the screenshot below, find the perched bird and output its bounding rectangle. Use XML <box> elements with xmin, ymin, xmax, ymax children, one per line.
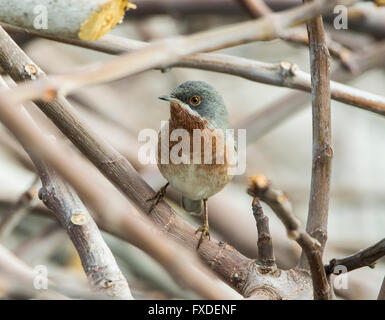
<box><xmin>148</xmin><ymin>80</ymin><xmax>236</xmax><ymax>248</ymax></box>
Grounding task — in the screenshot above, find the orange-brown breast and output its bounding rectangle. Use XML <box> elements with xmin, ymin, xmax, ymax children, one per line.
<box><xmin>157</xmin><ymin>103</ymin><xmax>236</xmax><ymax>200</ymax></box>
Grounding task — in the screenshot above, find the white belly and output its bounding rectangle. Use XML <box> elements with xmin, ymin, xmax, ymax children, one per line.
<box><xmin>158</xmin><ymin>163</ymin><xmax>231</xmax><ymax>200</ymax></box>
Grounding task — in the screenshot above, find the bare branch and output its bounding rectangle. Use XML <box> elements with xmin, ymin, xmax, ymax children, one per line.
<box><xmin>379</xmin><ymin>277</ymin><xmax>385</xmax><ymax>300</ymax></box>
<box><xmin>0</xmin><ymin>176</ymin><xmax>39</xmax><ymax>241</ymax></box>
<box><xmin>252</xmin><ymin>197</ymin><xmax>276</xmax><ymax>269</ymax></box>
<box><xmin>325</xmin><ymin>238</ymin><xmax>385</xmax><ymax>274</ymax></box>
<box><xmin>248</xmin><ymin>174</ymin><xmax>331</xmax><ymax>300</ymax></box>
<box><xmin>299</xmin><ymin>0</ymin><xmax>332</xmax><ymax>269</ymax></box>
<box><xmin>0</xmin><ymin>0</ymin><xmax>136</xmax><ymax>40</ymax></box>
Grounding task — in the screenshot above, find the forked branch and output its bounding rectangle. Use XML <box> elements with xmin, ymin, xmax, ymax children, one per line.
<box><xmin>248</xmin><ymin>174</ymin><xmax>330</xmax><ymax>300</ymax></box>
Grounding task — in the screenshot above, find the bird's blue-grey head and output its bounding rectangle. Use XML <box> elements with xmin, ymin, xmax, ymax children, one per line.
<box><xmin>159</xmin><ymin>80</ymin><xmax>229</xmax><ymax>129</ymax></box>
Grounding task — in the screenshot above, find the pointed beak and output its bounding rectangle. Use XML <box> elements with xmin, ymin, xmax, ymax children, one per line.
<box><xmin>158</xmin><ymin>95</ymin><xmax>180</xmax><ymax>104</ymax></box>
<box><xmin>158</xmin><ymin>94</ymin><xmax>172</xmax><ymax>101</ymax></box>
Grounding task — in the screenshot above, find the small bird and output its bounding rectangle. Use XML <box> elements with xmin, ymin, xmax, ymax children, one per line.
<box><xmin>148</xmin><ymin>80</ymin><xmax>236</xmax><ymax>248</ymax></box>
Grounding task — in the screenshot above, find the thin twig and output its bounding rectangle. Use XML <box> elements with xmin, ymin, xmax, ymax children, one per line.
<box><xmin>248</xmin><ymin>174</ymin><xmax>330</xmax><ymax>300</ymax></box>
<box><xmin>378</xmin><ymin>277</ymin><xmax>385</xmax><ymax>300</ymax></box>
<box><xmin>299</xmin><ymin>0</ymin><xmax>332</xmax><ymax>270</ymax></box>
<box><xmin>252</xmin><ymin>197</ymin><xmax>275</xmax><ymax>269</ymax></box>
<box><xmin>0</xmin><ymin>175</ymin><xmax>39</xmax><ymax>241</ymax></box>
<box><xmin>324</xmin><ymin>238</ymin><xmax>385</xmax><ymax>274</ymax></box>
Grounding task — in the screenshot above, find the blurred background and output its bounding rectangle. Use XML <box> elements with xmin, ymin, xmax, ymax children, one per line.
<box><xmin>0</xmin><ymin>0</ymin><xmax>384</xmax><ymax>299</ymax></box>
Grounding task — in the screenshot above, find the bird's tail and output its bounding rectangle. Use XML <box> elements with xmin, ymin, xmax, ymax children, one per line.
<box><xmin>181</xmin><ymin>196</ymin><xmax>203</xmax><ymax>216</ymax></box>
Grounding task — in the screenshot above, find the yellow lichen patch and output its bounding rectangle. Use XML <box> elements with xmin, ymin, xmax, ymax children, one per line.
<box><xmin>78</xmin><ymin>0</ymin><xmax>136</xmax><ymax>41</ymax></box>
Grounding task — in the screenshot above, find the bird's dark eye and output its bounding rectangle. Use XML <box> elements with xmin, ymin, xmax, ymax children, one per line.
<box><xmin>189</xmin><ymin>95</ymin><xmax>201</xmax><ymax>106</ymax></box>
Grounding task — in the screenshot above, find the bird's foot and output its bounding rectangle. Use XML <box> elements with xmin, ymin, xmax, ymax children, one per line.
<box><xmin>146</xmin><ymin>183</ymin><xmax>169</xmax><ymax>213</ymax></box>
<box><xmin>195</xmin><ymin>224</ymin><xmax>210</xmax><ymax>249</ymax></box>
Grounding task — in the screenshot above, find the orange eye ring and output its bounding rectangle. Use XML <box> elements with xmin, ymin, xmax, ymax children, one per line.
<box><xmin>189</xmin><ymin>95</ymin><xmax>202</xmax><ymax>106</ymax></box>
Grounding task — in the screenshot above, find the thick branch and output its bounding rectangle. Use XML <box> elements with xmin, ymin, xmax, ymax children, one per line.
<box><xmin>0</xmin><ymin>0</ymin><xmax>135</xmax><ymax>41</ymax></box>
<box><xmin>324</xmin><ymin>238</ymin><xmax>385</xmax><ymax>274</ymax></box>
<box><xmin>248</xmin><ymin>174</ymin><xmax>330</xmax><ymax>300</ymax></box>
<box><xmin>300</xmin><ymin>0</ymin><xmax>332</xmax><ymax>269</ymax></box>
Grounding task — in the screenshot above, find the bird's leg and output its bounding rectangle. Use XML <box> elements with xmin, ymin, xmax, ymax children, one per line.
<box><xmin>195</xmin><ymin>199</ymin><xmax>210</xmax><ymax>249</ymax></box>
<box><xmin>146</xmin><ymin>182</ymin><xmax>169</xmax><ymax>213</ymax></box>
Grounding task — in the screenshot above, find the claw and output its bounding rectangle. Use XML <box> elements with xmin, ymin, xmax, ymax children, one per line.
<box><xmin>146</xmin><ymin>183</ymin><xmax>169</xmax><ymax>213</ymax></box>
<box><xmin>195</xmin><ymin>225</ymin><xmax>210</xmax><ymax>249</ymax></box>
